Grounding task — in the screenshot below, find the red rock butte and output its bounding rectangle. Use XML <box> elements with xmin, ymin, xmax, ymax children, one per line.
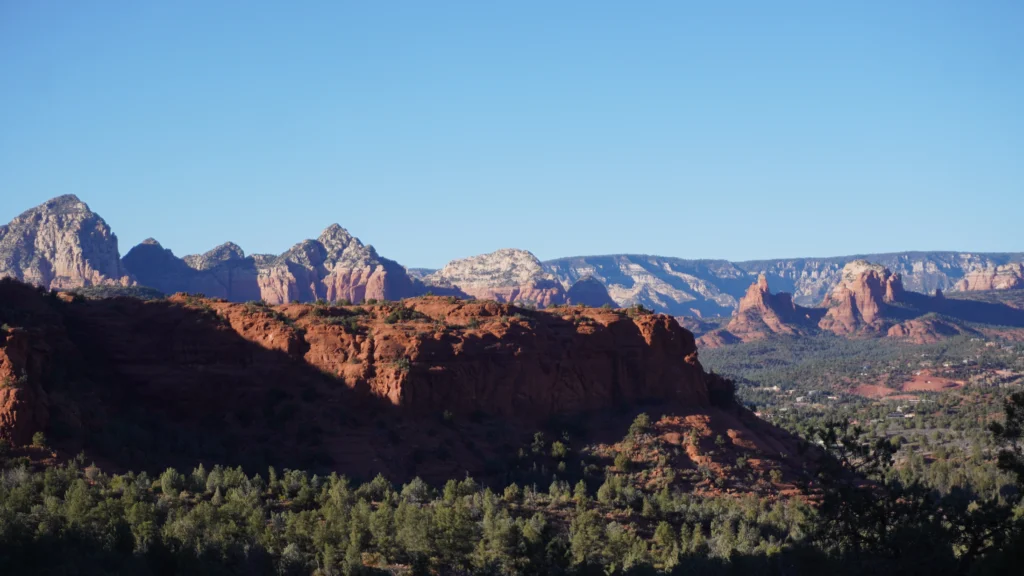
<box><xmin>0</xmin><ymin>279</ymin><xmax>715</xmax><ymax>460</ymax></box>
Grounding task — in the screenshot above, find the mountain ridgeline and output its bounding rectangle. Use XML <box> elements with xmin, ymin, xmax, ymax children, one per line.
<box><xmin>2</xmin><ymin>196</ymin><xmax>1023</xmax><ymax>317</ymax></box>
<box><xmin>695</xmin><ymin>260</ymin><xmax>1024</xmax><ymax>347</ymax></box>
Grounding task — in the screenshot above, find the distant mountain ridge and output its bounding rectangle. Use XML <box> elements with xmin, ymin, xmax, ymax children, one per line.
<box><xmin>544</xmin><ymin>251</ymin><xmax>1024</xmax><ymax>316</ymax></box>
<box><xmin>696</xmin><ymin>260</ymin><xmax>1024</xmax><ymax>347</ymax></box>
<box><xmin>2</xmin><ymin>196</ymin><xmax>1022</xmax><ymax>316</ymax></box>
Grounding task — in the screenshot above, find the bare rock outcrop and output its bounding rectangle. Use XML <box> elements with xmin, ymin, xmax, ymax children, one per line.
<box><xmin>124</xmin><ymin>225</ymin><xmax>431</xmax><ymax>304</ymax></box>
<box><xmin>0</xmin><ymin>328</ymin><xmax>51</xmax><ymax>446</ymax></box>
<box><xmin>0</xmin><ymin>195</ymin><xmax>132</xmax><ymax>290</ymax></box>
<box><xmin>696</xmin><ymin>275</ymin><xmax>822</xmax><ymax>347</ymax></box>
<box><xmin>818</xmin><ymin>260</ymin><xmax>905</xmax><ymax>335</ymax></box>
<box><xmin>256</xmin><ymin>224</ymin><xmax>425</xmax><ymax>304</ymax></box>
<box><xmin>955</xmin><ymin>263</ymin><xmax>1024</xmax><ymax>291</ymax></box>
<box><xmin>0</xmin><ymin>280</ymin><xmax>61</xmax><ymax>445</ymax></box>
<box><xmin>424</xmin><ymin>248</ymin><xmax>568</xmax><ymax>307</ymax></box>
<box><xmin>0</xmin><ymin>278</ymin><xmax>714</xmax><ymax>481</ymax></box>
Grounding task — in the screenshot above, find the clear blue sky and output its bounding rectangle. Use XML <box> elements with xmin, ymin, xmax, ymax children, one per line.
<box><xmin>2</xmin><ymin>2</ymin><xmax>1022</xmax><ymax>268</ymax></box>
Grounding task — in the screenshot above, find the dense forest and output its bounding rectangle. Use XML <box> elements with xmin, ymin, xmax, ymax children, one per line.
<box><xmin>4</xmin><ymin>394</ymin><xmax>1024</xmax><ymax>575</ymax></box>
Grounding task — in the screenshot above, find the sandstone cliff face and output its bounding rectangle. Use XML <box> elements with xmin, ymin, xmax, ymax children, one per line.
<box><xmin>0</xmin><ymin>195</ymin><xmax>132</xmax><ymax>290</ymax></box>
<box><xmin>9</xmin><ymin>196</ymin><xmax>1023</xmax><ymax>320</ymax></box>
<box><xmin>955</xmin><ymin>263</ymin><xmax>1024</xmax><ymax>291</ymax></box>
<box><xmin>730</xmin><ymin>275</ymin><xmax>809</xmax><ymax>337</ymax></box>
<box><xmin>696</xmin><ymin>275</ymin><xmax>822</xmax><ymax>347</ymax></box>
<box><xmin>545</xmin><ymin>252</ymin><xmax>1024</xmax><ymax>316</ymax></box>
<box><xmin>292</xmin><ymin>298</ymin><xmax>708</xmax><ymax>417</ymax></box>
<box><xmin>0</xmin><ymin>279</ymin><xmax>712</xmax><ymax>480</ymax></box>
<box><xmin>545</xmin><ymin>255</ymin><xmax>742</xmax><ymax>317</ymax></box>
<box><xmin>255</xmin><ymin>225</ymin><xmax>425</xmax><ymax>304</ymax></box>
<box><xmin>0</xmin><ymin>281</ymin><xmax>63</xmax><ymax>445</ymax></box>
<box><xmin>818</xmin><ymin>260</ymin><xmax>905</xmax><ymax>335</ymax></box>
<box><xmin>0</xmin><ymin>328</ymin><xmax>51</xmax><ymax>446</ymax></box>
<box><xmin>123</xmin><ymin>225</ymin><xmax>428</xmax><ymax>304</ymax></box>
<box><xmin>423</xmin><ymin>249</ymin><xmax>568</xmax><ymax>307</ymax></box>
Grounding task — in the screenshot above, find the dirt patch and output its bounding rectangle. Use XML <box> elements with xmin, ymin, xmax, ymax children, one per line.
<box><xmin>901</xmin><ymin>372</ymin><xmax>963</xmax><ymax>393</ymax></box>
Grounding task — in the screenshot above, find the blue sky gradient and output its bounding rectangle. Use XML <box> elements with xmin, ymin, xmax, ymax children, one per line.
<box><xmin>2</xmin><ymin>1</ymin><xmax>1022</xmax><ymax>267</ymax></box>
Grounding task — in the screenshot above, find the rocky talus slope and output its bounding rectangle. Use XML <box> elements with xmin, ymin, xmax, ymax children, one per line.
<box><xmin>0</xmin><ymin>195</ymin><xmax>131</xmax><ymax>290</ymax></box>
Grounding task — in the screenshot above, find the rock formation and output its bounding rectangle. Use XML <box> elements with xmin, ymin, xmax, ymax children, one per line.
<box><xmin>123</xmin><ymin>224</ymin><xmax>433</xmax><ymax>304</ymax></box>
<box><xmin>565</xmin><ymin>276</ymin><xmax>617</xmax><ymax>307</ymax></box>
<box><xmin>955</xmin><ymin>263</ymin><xmax>1024</xmax><ymax>291</ymax></box>
<box><xmin>123</xmin><ymin>239</ymin><xmax>262</xmax><ymax>301</ymax></box>
<box><xmin>818</xmin><ymin>260</ymin><xmax>905</xmax><ymax>335</ymax></box>
<box><xmin>546</xmin><ymin>251</ymin><xmax>1024</xmax><ymax>315</ymax></box>
<box><xmin>0</xmin><ymin>327</ymin><xmax>51</xmax><ymax>446</ymax></box>
<box><xmin>6</xmin><ymin>195</ymin><xmax>1023</xmax><ymax>317</ymax></box>
<box><xmin>0</xmin><ymin>195</ymin><xmax>132</xmax><ymax>290</ymax></box>
<box><xmin>545</xmin><ymin>255</ymin><xmax>742</xmax><ymax>317</ymax></box>
<box><xmin>696</xmin><ymin>275</ymin><xmax>822</xmax><ymax>347</ymax></box>
<box><xmin>423</xmin><ymin>248</ymin><xmax>568</xmax><ymax>307</ymax></box>
<box><xmin>254</xmin><ymin>224</ymin><xmax>426</xmax><ymax>304</ymax></box>
<box><xmin>693</xmin><ymin>260</ymin><xmax>1024</xmax><ymax>347</ymax></box>
<box><xmin>728</xmin><ymin>275</ymin><xmax>819</xmax><ymax>338</ymax></box>
<box><xmin>0</xmin><ymin>278</ymin><xmax>714</xmax><ymax>479</ymax></box>
<box><xmin>886</xmin><ymin>317</ymin><xmax>979</xmax><ymax>344</ymax></box>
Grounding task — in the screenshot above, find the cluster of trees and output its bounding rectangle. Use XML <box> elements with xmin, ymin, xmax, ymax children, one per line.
<box><xmin>5</xmin><ymin>394</ymin><xmax>1024</xmax><ymax>574</ymax></box>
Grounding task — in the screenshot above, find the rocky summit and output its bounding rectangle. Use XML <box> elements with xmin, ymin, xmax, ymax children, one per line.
<box><xmin>0</xmin><ymin>195</ymin><xmax>131</xmax><ymax>290</ymax></box>
<box><xmin>818</xmin><ymin>259</ymin><xmax>906</xmax><ymax>335</ymax></box>
<box><xmin>255</xmin><ymin>224</ymin><xmax>426</xmax><ymax>304</ymax></box>
<box><xmin>697</xmin><ymin>275</ymin><xmax>823</xmax><ymax>347</ymax></box>
<box><xmin>422</xmin><ymin>248</ymin><xmax>617</xmax><ymax>308</ymax></box>
<box><xmin>123</xmin><ymin>224</ymin><xmax>429</xmax><ymax>304</ymax></box>
<box><xmin>3</xmin><ymin>196</ymin><xmax>1023</xmax><ymax>317</ymax></box>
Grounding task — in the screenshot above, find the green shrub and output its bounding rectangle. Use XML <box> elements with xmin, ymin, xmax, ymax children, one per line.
<box><xmin>551</xmin><ymin>441</ymin><xmax>569</xmax><ymax>459</ymax></box>
<box><xmin>614</xmin><ymin>452</ymin><xmax>631</xmax><ymax>472</ymax></box>
<box><xmin>628</xmin><ymin>413</ymin><xmax>651</xmax><ymax>439</ymax></box>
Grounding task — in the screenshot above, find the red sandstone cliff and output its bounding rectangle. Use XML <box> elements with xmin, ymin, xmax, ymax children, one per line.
<box><xmin>187</xmin><ymin>294</ymin><xmax>709</xmax><ymax>417</ymax></box>
<box><xmin>818</xmin><ymin>260</ymin><xmax>905</xmax><ymax>335</ymax></box>
<box><xmin>0</xmin><ymin>278</ymin><xmax>712</xmax><ymax>479</ymax></box>
<box><xmin>697</xmin><ymin>275</ymin><xmax>822</xmax><ymax>347</ymax></box>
